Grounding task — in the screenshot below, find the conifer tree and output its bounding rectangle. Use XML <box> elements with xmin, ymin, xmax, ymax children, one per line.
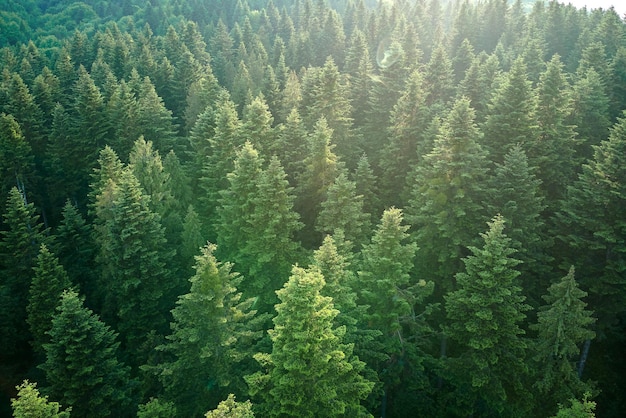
<box><xmin>40</xmin><ymin>290</ymin><xmax>134</xmax><ymax>418</ymax></box>
<box><xmin>352</xmin><ymin>154</ymin><xmax>381</xmax><ymax>225</ymax></box>
<box><xmin>0</xmin><ymin>187</ymin><xmax>48</xmax><ymax>357</ymax></box>
<box><xmin>94</xmin><ymin>168</ymin><xmax>173</xmax><ymax>366</ymax></box>
<box><xmin>27</xmin><ymin>244</ymin><xmax>72</xmax><ymax>355</ymax></box>
<box><xmin>274</xmin><ymin>107</ymin><xmax>308</xmax><ymax>185</ymax></box>
<box><xmin>240</xmin><ymin>95</ymin><xmax>276</xmax><ymax>158</ymax></box>
<box><xmin>11</xmin><ymin>380</ymin><xmax>71</xmax><ymax>418</ymax></box>
<box><xmin>487</xmin><ymin>145</ymin><xmax>549</xmax><ymax>307</ymax></box>
<box><xmin>295</xmin><ymin>117</ymin><xmax>340</xmax><ymax>248</ymax></box>
<box><xmin>316</xmin><ymin>171</ymin><xmax>370</xmax><ymax>251</ymax></box>
<box><xmin>558</xmin><ymin>112</ymin><xmax>626</xmax><ymax>336</ymax></box>
<box><xmin>156</xmin><ymin>243</ymin><xmax>262</xmax><ymax>417</ymax></box>
<box><xmin>205</xmin><ymin>394</ymin><xmax>254</xmax><ymax>418</ymax></box>
<box><xmin>531</xmin><ymin>267</ymin><xmax>596</xmax><ymax>413</ymax></box>
<box><xmin>444</xmin><ymin>215</ymin><xmax>531</xmax><ymax>417</ymax></box>
<box><xmin>483</xmin><ymin>58</ymin><xmax>539</xmax><ymax>163</ymax></box>
<box><xmin>0</xmin><ymin>113</ymin><xmax>35</xmax><ymax>206</ymax></box>
<box><xmin>246</xmin><ymin>265</ymin><xmax>373</xmax><ymax>417</ymax></box>
<box><xmin>407</xmin><ymin>97</ymin><xmax>489</xmax><ymax>294</ymax></box>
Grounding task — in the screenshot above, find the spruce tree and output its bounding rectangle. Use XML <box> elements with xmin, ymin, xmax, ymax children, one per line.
<box><xmin>40</xmin><ymin>290</ymin><xmax>134</xmax><ymax>418</ymax></box>
<box><xmin>246</xmin><ymin>265</ymin><xmax>374</xmax><ymax>417</ymax></box>
<box><xmin>27</xmin><ymin>244</ymin><xmax>72</xmax><ymax>355</ymax></box>
<box><xmin>156</xmin><ymin>243</ymin><xmax>262</xmax><ymax>417</ymax></box>
<box><xmin>0</xmin><ymin>113</ymin><xmax>35</xmax><ymax>207</ymax></box>
<box><xmin>444</xmin><ymin>215</ymin><xmax>531</xmax><ymax>417</ymax></box>
<box><xmin>205</xmin><ymin>394</ymin><xmax>254</xmax><ymax>418</ymax></box>
<box><xmin>531</xmin><ymin>267</ymin><xmax>596</xmax><ymax>414</ymax></box>
<box><xmin>0</xmin><ymin>187</ymin><xmax>48</xmax><ymax>357</ymax></box>
<box><xmin>407</xmin><ymin>97</ymin><xmax>489</xmax><ymax>295</ymax></box>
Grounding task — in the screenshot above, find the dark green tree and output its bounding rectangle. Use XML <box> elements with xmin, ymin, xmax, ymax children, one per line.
<box><xmin>530</xmin><ymin>266</ymin><xmax>596</xmax><ymax>414</ymax></box>
<box><xmin>407</xmin><ymin>97</ymin><xmax>489</xmax><ymax>295</ymax></box>
<box><xmin>0</xmin><ymin>113</ymin><xmax>35</xmax><ymax>206</ymax></box>
<box><xmin>40</xmin><ymin>290</ymin><xmax>134</xmax><ymax>418</ymax></box>
<box><xmin>444</xmin><ymin>215</ymin><xmax>531</xmax><ymax>417</ymax></box>
<box><xmin>246</xmin><ymin>265</ymin><xmax>374</xmax><ymax>417</ymax></box>
<box><xmin>27</xmin><ymin>244</ymin><xmax>72</xmax><ymax>356</ymax></box>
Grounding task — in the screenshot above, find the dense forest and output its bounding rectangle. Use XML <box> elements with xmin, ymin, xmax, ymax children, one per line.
<box><xmin>1</xmin><ymin>0</ymin><xmax>625</xmax><ymax>416</ymax></box>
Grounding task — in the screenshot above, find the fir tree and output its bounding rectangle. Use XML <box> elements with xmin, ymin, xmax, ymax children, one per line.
<box><xmin>531</xmin><ymin>267</ymin><xmax>596</xmax><ymax>414</ymax></box>
<box><xmin>156</xmin><ymin>243</ymin><xmax>262</xmax><ymax>417</ymax></box>
<box><xmin>40</xmin><ymin>290</ymin><xmax>134</xmax><ymax>418</ymax></box>
<box><xmin>246</xmin><ymin>265</ymin><xmax>374</xmax><ymax>417</ymax></box>
<box><xmin>205</xmin><ymin>394</ymin><xmax>254</xmax><ymax>418</ymax></box>
<box><xmin>444</xmin><ymin>215</ymin><xmax>531</xmax><ymax>417</ymax></box>
<box><xmin>27</xmin><ymin>244</ymin><xmax>72</xmax><ymax>355</ymax></box>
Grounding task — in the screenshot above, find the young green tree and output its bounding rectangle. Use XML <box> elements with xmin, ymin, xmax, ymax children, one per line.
<box><xmin>443</xmin><ymin>215</ymin><xmax>531</xmax><ymax>417</ymax></box>
<box><xmin>40</xmin><ymin>290</ymin><xmax>135</xmax><ymax>418</ymax></box>
<box><xmin>205</xmin><ymin>394</ymin><xmax>254</xmax><ymax>418</ymax></box>
<box><xmin>27</xmin><ymin>244</ymin><xmax>72</xmax><ymax>356</ymax></box>
<box><xmin>552</xmin><ymin>393</ymin><xmax>597</xmax><ymax>418</ymax></box>
<box><xmin>531</xmin><ymin>267</ymin><xmax>596</xmax><ymax>414</ymax></box>
<box><xmin>155</xmin><ymin>243</ymin><xmax>262</xmax><ymax>417</ymax></box>
<box><xmin>246</xmin><ymin>265</ymin><xmax>374</xmax><ymax>417</ymax></box>
<box><xmin>11</xmin><ymin>380</ymin><xmax>71</xmax><ymax>418</ymax></box>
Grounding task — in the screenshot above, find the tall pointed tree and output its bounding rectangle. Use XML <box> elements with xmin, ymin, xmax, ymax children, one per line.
<box><xmin>40</xmin><ymin>290</ymin><xmax>134</xmax><ymax>418</ymax></box>
<box><xmin>530</xmin><ymin>266</ymin><xmax>596</xmax><ymax>415</ymax></box>
<box><xmin>156</xmin><ymin>243</ymin><xmax>262</xmax><ymax>417</ymax></box>
<box><xmin>407</xmin><ymin>97</ymin><xmax>490</xmax><ymax>295</ymax></box>
<box><xmin>246</xmin><ymin>265</ymin><xmax>374</xmax><ymax>417</ymax></box>
<box><xmin>27</xmin><ymin>244</ymin><xmax>72</xmax><ymax>356</ymax></box>
<box><xmin>444</xmin><ymin>215</ymin><xmax>531</xmax><ymax>417</ymax></box>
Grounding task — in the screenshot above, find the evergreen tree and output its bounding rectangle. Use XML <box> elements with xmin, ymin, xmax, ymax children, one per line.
<box><xmin>0</xmin><ymin>113</ymin><xmax>35</xmax><ymax>207</ymax></box>
<box><xmin>531</xmin><ymin>266</ymin><xmax>596</xmax><ymax>414</ymax></box>
<box><xmin>407</xmin><ymin>97</ymin><xmax>489</xmax><ymax>295</ymax></box>
<box><xmin>483</xmin><ymin>58</ymin><xmax>539</xmax><ymax>164</ymax></box>
<box><xmin>27</xmin><ymin>244</ymin><xmax>72</xmax><ymax>355</ymax></box>
<box><xmin>205</xmin><ymin>394</ymin><xmax>254</xmax><ymax>418</ymax></box>
<box><xmin>295</xmin><ymin>117</ymin><xmax>340</xmax><ymax>248</ymax></box>
<box><xmin>552</xmin><ymin>393</ymin><xmax>597</xmax><ymax>418</ymax></box>
<box><xmin>444</xmin><ymin>215</ymin><xmax>531</xmax><ymax>417</ymax></box>
<box><xmin>136</xmin><ymin>398</ymin><xmax>177</xmax><ymax>418</ymax></box>
<box><xmin>156</xmin><ymin>243</ymin><xmax>262</xmax><ymax>417</ymax></box>
<box><xmin>316</xmin><ymin>171</ymin><xmax>370</xmax><ymax>251</ymax></box>
<box><xmin>274</xmin><ymin>107</ymin><xmax>308</xmax><ymax>186</ymax></box>
<box><xmin>246</xmin><ymin>265</ymin><xmax>374</xmax><ymax>417</ymax></box>
<box><xmin>11</xmin><ymin>380</ymin><xmax>71</xmax><ymax>418</ymax></box>
<box><xmin>94</xmin><ymin>168</ymin><xmax>173</xmax><ymax>366</ymax></box>
<box><xmin>558</xmin><ymin>112</ymin><xmax>626</xmax><ymax>336</ymax></box>
<box><xmin>0</xmin><ymin>186</ymin><xmax>47</xmax><ymax>357</ymax></box>
<box><xmin>40</xmin><ymin>290</ymin><xmax>134</xmax><ymax>418</ymax></box>
<box><xmin>240</xmin><ymin>95</ymin><xmax>276</xmax><ymax>158</ymax></box>
<box><xmin>487</xmin><ymin>144</ymin><xmax>549</xmax><ymax>307</ymax></box>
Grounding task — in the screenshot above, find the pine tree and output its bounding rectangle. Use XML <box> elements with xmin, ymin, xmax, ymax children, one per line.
<box><xmin>444</xmin><ymin>215</ymin><xmax>531</xmax><ymax>417</ymax></box>
<box><xmin>11</xmin><ymin>380</ymin><xmax>71</xmax><ymax>418</ymax></box>
<box><xmin>295</xmin><ymin>117</ymin><xmax>340</xmax><ymax>248</ymax></box>
<box><xmin>531</xmin><ymin>267</ymin><xmax>596</xmax><ymax>413</ymax></box>
<box><xmin>246</xmin><ymin>265</ymin><xmax>374</xmax><ymax>417</ymax></box>
<box><xmin>407</xmin><ymin>97</ymin><xmax>490</xmax><ymax>295</ymax></box>
<box><xmin>135</xmin><ymin>75</ymin><xmax>180</xmax><ymax>155</ymax></box>
<box><xmin>316</xmin><ymin>171</ymin><xmax>370</xmax><ymax>251</ymax></box>
<box><xmin>27</xmin><ymin>244</ymin><xmax>72</xmax><ymax>355</ymax></box>
<box><xmin>156</xmin><ymin>243</ymin><xmax>262</xmax><ymax>417</ymax></box>
<box><xmin>274</xmin><ymin>107</ymin><xmax>308</xmax><ymax>186</ymax></box>
<box><xmin>240</xmin><ymin>95</ymin><xmax>276</xmax><ymax>158</ymax></box>
<box><xmin>487</xmin><ymin>145</ymin><xmax>549</xmax><ymax>307</ymax></box>
<box><xmin>558</xmin><ymin>112</ymin><xmax>626</xmax><ymax>336</ymax></box>
<box><xmin>0</xmin><ymin>187</ymin><xmax>48</xmax><ymax>357</ymax></box>
<box><xmin>240</xmin><ymin>156</ymin><xmax>303</xmax><ymax>311</ymax></box>
<box><xmin>40</xmin><ymin>290</ymin><xmax>134</xmax><ymax>418</ymax></box>
<box><xmin>94</xmin><ymin>168</ymin><xmax>173</xmax><ymax>366</ymax></box>
<box><xmin>136</xmin><ymin>398</ymin><xmax>177</xmax><ymax>418</ymax></box>
<box><xmin>483</xmin><ymin>58</ymin><xmax>539</xmax><ymax>164</ymax></box>
<box><xmin>0</xmin><ymin>113</ymin><xmax>35</xmax><ymax>206</ymax></box>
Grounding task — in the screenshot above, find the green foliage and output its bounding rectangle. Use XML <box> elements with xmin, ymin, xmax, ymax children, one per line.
<box><xmin>155</xmin><ymin>243</ymin><xmax>262</xmax><ymax>416</ymax></box>
<box><xmin>444</xmin><ymin>215</ymin><xmax>531</xmax><ymax>416</ymax></box>
<box><xmin>11</xmin><ymin>380</ymin><xmax>71</xmax><ymax>418</ymax></box>
<box><xmin>136</xmin><ymin>398</ymin><xmax>176</xmax><ymax>418</ymax></box>
<box><xmin>246</xmin><ymin>265</ymin><xmax>374</xmax><ymax>417</ymax></box>
<box><xmin>27</xmin><ymin>244</ymin><xmax>72</xmax><ymax>355</ymax></box>
<box><xmin>205</xmin><ymin>394</ymin><xmax>254</xmax><ymax>418</ymax></box>
<box><xmin>40</xmin><ymin>290</ymin><xmax>134</xmax><ymax>417</ymax></box>
<box><xmin>552</xmin><ymin>393</ymin><xmax>596</xmax><ymax>418</ymax></box>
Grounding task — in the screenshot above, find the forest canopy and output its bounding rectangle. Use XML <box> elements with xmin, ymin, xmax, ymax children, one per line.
<box><xmin>1</xmin><ymin>0</ymin><xmax>625</xmax><ymax>417</ymax></box>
